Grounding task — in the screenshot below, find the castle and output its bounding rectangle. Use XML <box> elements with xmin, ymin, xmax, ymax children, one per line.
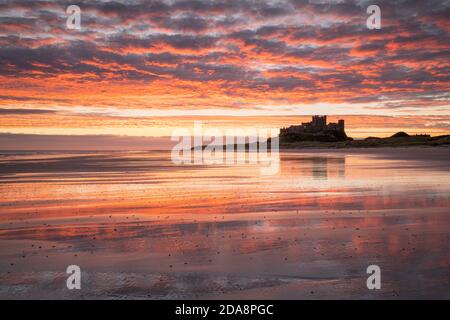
<box><xmin>279</xmin><ymin>116</ymin><xmax>350</xmax><ymax>142</ymax></box>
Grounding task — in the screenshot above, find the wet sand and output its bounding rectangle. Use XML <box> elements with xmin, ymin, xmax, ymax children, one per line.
<box><xmin>0</xmin><ymin>148</ymin><xmax>449</xmax><ymax>299</ymax></box>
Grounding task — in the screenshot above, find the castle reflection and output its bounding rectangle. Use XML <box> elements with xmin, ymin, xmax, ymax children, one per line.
<box><xmin>281</xmin><ymin>154</ymin><xmax>346</xmax><ymax>180</ymax></box>
<box><xmin>311</xmin><ymin>156</ymin><xmax>346</xmax><ymax>180</ymax></box>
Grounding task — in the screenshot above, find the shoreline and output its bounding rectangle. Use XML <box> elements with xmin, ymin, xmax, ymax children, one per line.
<box><xmin>279</xmin><ymin>145</ymin><xmax>450</xmax><ymax>151</ymax></box>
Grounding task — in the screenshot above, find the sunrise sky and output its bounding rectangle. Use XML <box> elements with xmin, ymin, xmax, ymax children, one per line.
<box><xmin>0</xmin><ymin>0</ymin><xmax>449</xmax><ymax>148</ymax></box>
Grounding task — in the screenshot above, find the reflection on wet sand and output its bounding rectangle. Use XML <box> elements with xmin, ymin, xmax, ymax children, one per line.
<box><xmin>0</xmin><ymin>148</ymin><xmax>449</xmax><ymax>299</ymax></box>
<box><xmin>306</xmin><ymin>156</ymin><xmax>346</xmax><ymax>180</ymax></box>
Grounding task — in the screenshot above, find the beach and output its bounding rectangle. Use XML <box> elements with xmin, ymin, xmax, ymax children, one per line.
<box><xmin>1</xmin><ymin>147</ymin><xmax>449</xmax><ymax>299</ymax></box>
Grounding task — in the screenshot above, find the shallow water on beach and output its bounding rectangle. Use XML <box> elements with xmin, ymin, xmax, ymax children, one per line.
<box><xmin>0</xmin><ymin>149</ymin><xmax>449</xmax><ymax>299</ymax></box>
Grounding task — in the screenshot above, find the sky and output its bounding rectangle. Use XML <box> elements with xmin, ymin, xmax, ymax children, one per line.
<box><xmin>0</xmin><ymin>0</ymin><xmax>449</xmax><ymax>149</ymax></box>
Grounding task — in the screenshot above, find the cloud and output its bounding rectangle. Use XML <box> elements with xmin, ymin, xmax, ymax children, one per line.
<box><xmin>0</xmin><ymin>107</ymin><xmax>57</xmax><ymax>114</ymax></box>
<box><xmin>0</xmin><ymin>0</ymin><xmax>448</xmax><ymax>118</ymax></box>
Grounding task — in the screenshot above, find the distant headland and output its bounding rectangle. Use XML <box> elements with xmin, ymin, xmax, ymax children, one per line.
<box><xmin>279</xmin><ymin>115</ymin><xmax>450</xmax><ymax>148</ymax></box>
<box><xmin>189</xmin><ymin>115</ymin><xmax>450</xmax><ymax>151</ymax></box>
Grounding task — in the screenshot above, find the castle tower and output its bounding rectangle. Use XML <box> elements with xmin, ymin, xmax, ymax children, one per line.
<box><xmin>312</xmin><ymin>115</ymin><xmax>327</xmax><ymax>131</ymax></box>
<box><xmin>337</xmin><ymin>119</ymin><xmax>345</xmax><ymax>132</ymax></box>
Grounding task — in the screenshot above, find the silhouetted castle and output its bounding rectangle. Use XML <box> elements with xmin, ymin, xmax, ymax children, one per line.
<box><xmin>280</xmin><ymin>116</ymin><xmax>350</xmax><ymax>142</ymax></box>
